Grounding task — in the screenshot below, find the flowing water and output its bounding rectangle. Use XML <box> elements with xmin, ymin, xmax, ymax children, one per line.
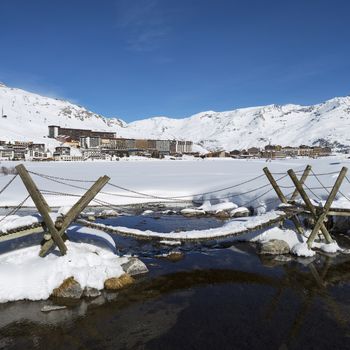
<box><xmin>1</xmin><ymin>209</ymin><xmax>350</xmax><ymax>349</ymax></box>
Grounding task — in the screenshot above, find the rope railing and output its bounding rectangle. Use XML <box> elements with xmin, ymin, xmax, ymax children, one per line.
<box><xmin>0</xmin><ymin>167</ymin><xmax>345</xmax><ymax>214</ymax></box>
<box><xmin>28</xmin><ymin>168</ymin><xmax>349</xmax><ymax>205</ymax></box>
<box><xmin>0</xmin><ymin>195</ymin><xmax>31</xmax><ymax>224</ymax></box>
<box><xmin>0</xmin><ymin>174</ymin><xmax>18</xmax><ymax>196</ymax></box>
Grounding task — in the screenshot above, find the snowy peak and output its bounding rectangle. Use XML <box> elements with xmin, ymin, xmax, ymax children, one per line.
<box><xmin>0</xmin><ymin>82</ymin><xmax>350</xmax><ymax>151</ymax></box>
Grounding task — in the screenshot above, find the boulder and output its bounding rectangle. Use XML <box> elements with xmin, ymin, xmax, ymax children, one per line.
<box><xmin>83</xmin><ymin>287</ymin><xmax>101</xmax><ymax>298</ymax></box>
<box><xmin>215</xmin><ymin>210</ymin><xmax>231</xmax><ymax>219</ymax></box>
<box><xmin>258</xmin><ymin>239</ymin><xmax>290</xmax><ymax>255</ymax></box>
<box><xmin>121</xmin><ymin>258</ymin><xmax>149</xmax><ymax>276</ymax></box>
<box><xmin>41</xmin><ymin>305</ymin><xmax>67</xmax><ymax>312</ymax></box>
<box><xmin>156</xmin><ymin>251</ymin><xmax>184</xmax><ymax>262</ymax></box>
<box><xmin>51</xmin><ymin>277</ymin><xmax>83</xmax><ymax>299</ymax></box>
<box><xmin>104</xmin><ymin>274</ymin><xmax>134</xmax><ymax>290</ymax></box>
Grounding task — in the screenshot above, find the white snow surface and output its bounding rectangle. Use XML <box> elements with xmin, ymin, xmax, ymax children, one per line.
<box><xmin>1</xmin><ymin>156</ymin><xmax>350</xmax><ymax>209</ymax></box>
<box><xmin>0</xmin><ymin>241</ymin><xmax>128</xmax><ymax>303</ymax></box>
<box><xmin>1</xmin><ymin>83</ymin><xmax>350</xmax><ymax>151</ymax></box>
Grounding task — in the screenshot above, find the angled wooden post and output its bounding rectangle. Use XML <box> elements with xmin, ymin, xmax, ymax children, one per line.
<box><xmin>263</xmin><ymin>167</ymin><xmax>304</xmax><ymax>235</ymax></box>
<box><xmin>15</xmin><ymin>164</ymin><xmax>67</xmax><ymax>255</ymax></box>
<box><xmin>39</xmin><ymin>175</ymin><xmax>110</xmax><ymax>257</ymax></box>
<box><xmin>290</xmin><ymin>165</ymin><xmax>312</xmax><ymax>201</ymax></box>
<box><xmin>306</xmin><ymin>167</ymin><xmax>347</xmax><ymax>248</ymax></box>
<box><xmin>288</xmin><ymin>169</ymin><xmax>336</xmax><ymax>247</ymax></box>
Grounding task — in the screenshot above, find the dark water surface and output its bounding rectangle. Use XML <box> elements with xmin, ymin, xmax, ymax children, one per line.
<box><xmin>1</xmin><ymin>212</ymin><xmax>350</xmax><ymax>350</ymax></box>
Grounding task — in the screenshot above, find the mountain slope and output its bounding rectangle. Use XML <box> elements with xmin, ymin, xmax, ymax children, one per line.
<box><xmin>1</xmin><ymin>82</ymin><xmax>350</xmax><ymax>151</ymax></box>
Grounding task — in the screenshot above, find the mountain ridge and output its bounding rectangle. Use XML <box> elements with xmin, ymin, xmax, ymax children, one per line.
<box><xmin>1</xmin><ymin>82</ymin><xmax>350</xmax><ymax>152</ymax></box>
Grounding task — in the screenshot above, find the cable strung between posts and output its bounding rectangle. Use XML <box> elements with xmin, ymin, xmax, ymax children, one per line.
<box><xmin>30</xmin><ymin>170</ymin><xmax>270</xmax><ymax>200</ymax></box>
<box><xmin>311</xmin><ymin>169</ymin><xmax>350</xmax><ymax>203</ymax></box>
<box><xmin>28</xmin><ymin>171</ymin><xmax>96</xmax><ymax>183</ymax></box>
<box><xmin>0</xmin><ymin>174</ymin><xmax>18</xmax><ymax>196</ymax></box>
<box><xmin>107</xmin><ymin>173</ymin><xmax>268</xmax><ymax>199</ymax></box>
<box><xmin>0</xmin><ymin>195</ymin><xmax>31</xmax><ymax>224</ymax></box>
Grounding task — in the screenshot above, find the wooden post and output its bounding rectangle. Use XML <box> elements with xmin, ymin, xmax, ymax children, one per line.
<box><xmin>306</xmin><ymin>167</ymin><xmax>347</xmax><ymax>247</ymax></box>
<box><xmin>263</xmin><ymin>167</ymin><xmax>304</xmax><ymax>235</ymax></box>
<box><xmin>39</xmin><ymin>175</ymin><xmax>110</xmax><ymax>257</ymax></box>
<box><xmin>15</xmin><ymin>164</ymin><xmax>67</xmax><ymax>255</ymax></box>
<box><xmin>290</xmin><ymin>165</ymin><xmax>312</xmax><ymax>201</ymax></box>
<box><xmin>263</xmin><ymin>167</ymin><xmax>286</xmax><ymax>202</ymax></box>
<box><xmin>288</xmin><ymin>169</ymin><xmax>336</xmax><ymax>247</ymax></box>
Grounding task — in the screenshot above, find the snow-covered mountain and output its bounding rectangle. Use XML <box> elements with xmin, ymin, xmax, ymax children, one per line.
<box><xmin>1</xmin><ymin>82</ymin><xmax>350</xmax><ymax>151</ymax></box>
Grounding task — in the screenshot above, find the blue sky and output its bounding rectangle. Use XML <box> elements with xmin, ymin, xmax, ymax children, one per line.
<box><xmin>0</xmin><ymin>0</ymin><xmax>349</xmax><ymax>121</ymax></box>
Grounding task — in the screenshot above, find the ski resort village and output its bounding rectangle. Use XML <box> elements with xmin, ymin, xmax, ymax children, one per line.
<box><xmin>1</xmin><ymin>83</ymin><xmax>350</xmax><ymax>348</ymax></box>
<box><xmin>1</xmin><ymin>1</ymin><xmax>350</xmax><ymax>348</ymax></box>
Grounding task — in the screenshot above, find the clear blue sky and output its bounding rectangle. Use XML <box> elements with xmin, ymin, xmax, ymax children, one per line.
<box><xmin>0</xmin><ymin>0</ymin><xmax>349</xmax><ymax>121</ymax></box>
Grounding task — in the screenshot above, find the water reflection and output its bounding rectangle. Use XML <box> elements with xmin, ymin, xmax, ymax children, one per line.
<box><xmin>0</xmin><ymin>244</ymin><xmax>349</xmax><ymax>350</ymax></box>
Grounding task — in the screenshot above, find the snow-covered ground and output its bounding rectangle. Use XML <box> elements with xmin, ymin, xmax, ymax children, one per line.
<box><xmin>0</xmin><ymin>239</ymin><xmax>127</xmax><ymax>303</ymax></box>
<box><xmin>1</xmin><ymin>156</ymin><xmax>350</xmax><ymax>303</ymax></box>
<box><xmin>1</xmin><ymin>156</ymin><xmax>350</xmax><ymax>209</ymax></box>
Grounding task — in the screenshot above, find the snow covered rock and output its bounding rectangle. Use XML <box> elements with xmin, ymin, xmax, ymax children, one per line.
<box><xmin>291</xmin><ymin>243</ymin><xmax>316</xmax><ymax>257</ymax></box>
<box><xmin>121</xmin><ymin>258</ymin><xmax>149</xmax><ymax>276</ymax></box>
<box><xmin>156</xmin><ymin>251</ymin><xmax>184</xmax><ymax>262</ymax></box>
<box><xmin>258</xmin><ymin>239</ymin><xmax>290</xmax><ymax>255</ymax></box>
<box><xmin>198</xmin><ymin>201</ymin><xmax>238</xmax><ymax>213</ymax></box>
<box><xmin>0</xmin><ymin>241</ymin><xmax>127</xmax><ymax>303</ymax></box>
<box><xmin>180</xmin><ymin>208</ymin><xmax>206</xmax><ymax>217</ymax></box>
<box><xmin>51</xmin><ymin>277</ymin><xmax>83</xmax><ymax>299</ymax></box>
<box><xmin>99</xmin><ymin>209</ymin><xmax>119</xmax><ymax>218</ymax></box>
<box><xmin>230</xmin><ymin>207</ymin><xmax>250</xmax><ymax>217</ymax></box>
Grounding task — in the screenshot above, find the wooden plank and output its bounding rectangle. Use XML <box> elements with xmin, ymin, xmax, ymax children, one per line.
<box><xmin>0</xmin><ymin>226</ymin><xmax>44</xmax><ymax>242</ymax></box>
<box><xmin>288</xmin><ymin>169</ymin><xmax>333</xmax><ymax>247</ymax></box>
<box><xmin>39</xmin><ymin>175</ymin><xmax>110</xmax><ymax>257</ymax></box>
<box><xmin>76</xmin><ymin>210</ymin><xmax>290</xmax><ymax>242</ymax></box>
<box><xmin>290</xmin><ymin>165</ymin><xmax>312</xmax><ymax>201</ymax></box>
<box><xmin>15</xmin><ymin>164</ymin><xmax>67</xmax><ymax>255</ymax></box>
<box><xmin>307</xmin><ymin>167</ymin><xmax>347</xmax><ymax>247</ymax></box>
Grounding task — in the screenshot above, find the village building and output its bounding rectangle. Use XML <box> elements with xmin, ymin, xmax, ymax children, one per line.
<box><xmin>54</xmin><ymin>146</ymin><xmax>71</xmax><ymax>156</ymax></box>
<box><xmin>48</xmin><ymin>125</ymin><xmax>116</xmax><ymax>141</ymax></box>
<box><xmin>0</xmin><ymin>146</ymin><xmax>14</xmax><ymax>160</ymax></box>
<box><xmin>155</xmin><ymin>140</ymin><xmax>171</xmax><ymax>154</ymax></box>
<box><xmin>282</xmin><ymin>146</ymin><xmax>299</xmax><ymax>157</ymax></box>
<box><xmin>206</xmin><ymin>151</ymin><xmax>230</xmax><ymax>158</ymax></box>
<box><xmin>170</xmin><ymin>140</ymin><xmax>193</xmax><ymax>154</ymax></box>
<box><xmin>230</xmin><ymin>150</ymin><xmax>241</xmax><ymax>158</ymax></box>
<box><xmin>79</xmin><ymin>136</ymin><xmax>101</xmax><ymax>149</ymax></box>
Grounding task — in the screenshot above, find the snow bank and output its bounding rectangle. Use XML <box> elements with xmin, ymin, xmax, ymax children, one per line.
<box><xmin>80</xmin><ymin>210</ymin><xmax>285</xmax><ymax>240</ymax></box>
<box><xmin>0</xmin><ymin>215</ymin><xmax>41</xmax><ymax>233</ymax></box>
<box><xmin>198</xmin><ymin>200</ymin><xmax>238</xmax><ymax>213</ymax></box>
<box><xmin>249</xmin><ymin>226</ymin><xmax>343</xmax><ymax>257</ymax></box>
<box><xmin>0</xmin><ymin>241</ymin><xmax>128</xmax><ymax>303</ymax></box>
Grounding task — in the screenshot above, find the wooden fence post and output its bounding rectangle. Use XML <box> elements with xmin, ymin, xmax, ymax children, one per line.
<box><xmin>290</xmin><ymin>165</ymin><xmax>312</xmax><ymax>201</ymax></box>
<box><xmin>39</xmin><ymin>175</ymin><xmax>110</xmax><ymax>257</ymax></box>
<box><xmin>288</xmin><ymin>169</ymin><xmax>333</xmax><ymax>249</ymax></box>
<box><xmin>15</xmin><ymin>164</ymin><xmax>67</xmax><ymax>255</ymax></box>
<box><xmin>263</xmin><ymin>167</ymin><xmax>304</xmax><ymax>234</ymax></box>
<box><xmin>306</xmin><ymin>167</ymin><xmax>347</xmax><ymax>247</ymax></box>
